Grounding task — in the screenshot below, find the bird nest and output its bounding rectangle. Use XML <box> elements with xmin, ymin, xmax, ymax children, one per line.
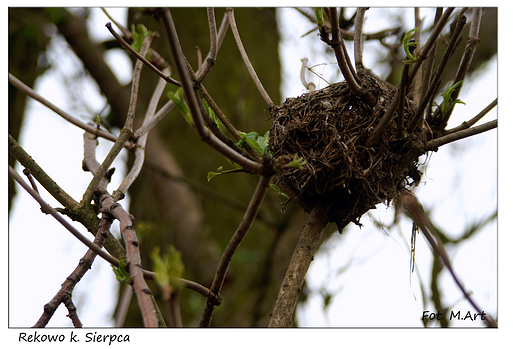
<box><xmin>269</xmin><ymin>75</ymin><xmax>427</xmax><ymax>231</ymax></box>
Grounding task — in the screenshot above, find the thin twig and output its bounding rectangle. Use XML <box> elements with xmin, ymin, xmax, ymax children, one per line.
<box><xmin>9</xmin><ymin>134</ymin><xmax>127</xmax><ymax>259</ymax></box>
<box><xmin>444</xmin><ymin>98</ymin><xmax>497</xmax><ymax>135</ymax></box>
<box><xmin>22</xmin><ymin>169</ymin><xmax>40</xmax><ymax>195</ymax></box>
<box><xmin>105</xmin><ymin>22</ymin><xmax>181</xmax><ymax>87</ymax></box>
<box><xmin>198</xmin><ymin>84</ymin><xmax>242</xmax><ymax>141</ymax></box>
<box><xmin>134</xmin><ymin>100</ymin><xmax>176</xmax><ymax>139</ymax></box>
<box><xmin>124</xmin><ymin>34</ymin><xmax>154</xmax><ymax>129</ymax></box>
<box><xmin>339</xmin><ymin>26</ymin><xmax>400</xmax><ymax>42</ymax></box>
<box><xmin>158</xmin><ymin>7</ymin><xmax>264</xmax><ymax>175</ymax></box>
<box><xmin>408</xmin><ymin>13</ymin><xmax>467</xmax><ymax>133</ymax></box>
<box><xmin>364</xmin><ymin>92</ymin><xmax>400</xmax><ymax>148</ymax></box>
<box><xmin>425</xmin><ymin>119</ymin><xmax>496</xmax><ymax>150</ymax></box>
<box><xmin>403</xmin><ymin>193</ymin><xmax>497</xmax><ymax>327</ymax></box>
<box><xmin>436</xmin><ymin>8</ymin><xmax>482</xmax><ymax>127</ymax></box>
<box><xmin>114</xmin><ymin>67</ymin><xmax>172</xmax><ymax>201</ymax></box>
<box><xmin>33</xmin><ymin>212</ymin><xmax>114</xmax><ymax>327</ymax></box>
<box><xmin>216</xmin><ymin>11</ymin><xmax>230</xmax><ymax>51</ymax></box>
<box><xmin>81</xmin><ymin>35</ymin><xmax>154</xmax><ymax>205</ymax></box>
<box><xmin>8</xmin><ymin>73</ymin><xmax>130</xmax><ymax>148</ymax></box>
<box><xmin>199</xmin><ymin>175</ymin><xmax>272</xmax><ymax>327</ymax></box>
<box><xmin>268</xmin><ymin>205</ymin><xmax>329</xmax><ymax>327</ymax></box>
<box><xmin>82</xmin><ymin>131</ymin><xmax>101</xmax><ymax>174</ymax></box>
<box><xmin>226</xmin><ymin>8</ymin><xmax>274</xmax><ymax>107</ymax></box>
<box><xmin>9</xmin><ymin>134</ymin><xmax>77</xmax><ymax>210</ymax></box>
<box><xmin>421</xmin><ymin>8</ymin><xmax>443</xmax><ymax>123</ymax></box>
<box><xmin>408</xmin><ymin>8</ymin><xmax>455</xmax><ymax>83</ymax></box>
<box><xmin>8</xmin><ymin>166</ymin><xmax>120</xmax><ymax>266</ymax></box>
<box><xmin>102</xmin><ymin>7</ymin><xmax>131</xmax><ymax>39</ymax></box>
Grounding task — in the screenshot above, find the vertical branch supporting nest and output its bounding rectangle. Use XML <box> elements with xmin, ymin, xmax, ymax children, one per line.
<box><xmin>268</xmin><ymin>205</ymin><xmax>329</xmax><ymax>327</ymax></box>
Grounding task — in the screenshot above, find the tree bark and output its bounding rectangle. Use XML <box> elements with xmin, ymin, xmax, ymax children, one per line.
<box><xmin>268</xmin><ymin>205</ymin><xmax>329</xmax><ymax>327</ymax></box>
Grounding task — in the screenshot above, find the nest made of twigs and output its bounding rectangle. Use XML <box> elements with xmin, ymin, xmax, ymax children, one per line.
<box><xmin>269</xmin><ymin>75</ymin><xmax>426</xmax><ymax>231</ymax></box>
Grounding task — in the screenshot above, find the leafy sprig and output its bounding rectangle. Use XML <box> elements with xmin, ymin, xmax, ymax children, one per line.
<box><xmin>131</xmin><ymin>24</ymin><xmax>153</xmax><ymax>60</ymax></box>
<box><xmin>112</xmin><ymin>259</ymin><xmax>131</xmax><ymax>283</ymax></box>
<box><xmin>403</xmin><ymin>28</ymin><xmax>419</xmax><ymax>64</ymax></box>
<box><xmin>151</xmin><ymin>246</ymin><xmax>185</xmax><ymax>295</ymax></box>
<box><xmin>437</xmin><ymin>81</ymin><xmax>466</xmax><ymax>115</ymax></box>
<box><xmin>237</xmin><ymin>130</ymin><xmax>271</xmax><ymax>156</ymax></box>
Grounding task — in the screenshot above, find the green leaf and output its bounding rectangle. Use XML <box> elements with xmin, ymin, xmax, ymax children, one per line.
<box><xmin>168</xmin><ymin>88</ymin><xmax>193</xmax><ymax>126</ymax></box>
<box><xmin>403</xmin><ymin>28</ymin><xmax>419</xmax><ymax>64</ymax></box>
<box><xmin>130</xmin><ymin>24</ymin><xmax>153</xmax><ymax>56</ymax></box>
<box><xmin>151</xmin><ymin>246</ymin><xmax>185</xmax><ymax>294</ymax></box>
<box><xmin>207</xmin><ymin>166</ymin><xmax>224</xmax><ymax>182</ymax></box>
<box><xmin>286</xmin><ymin>153</ymin><xmax>307</xmax><ymax>168</ymax></box>
<box><xmin>270</xmin><ymin>184</ymin><xmax>290</xmax><ymax>200</ymax></box>
<box><xmin>314</xmin><ymin>8</ymin><xmax>324</xmax><ymax>27</ymax></box>
<box><xmin>440</xmin><ymin>81</ymin><xmax>465</xmax><ymax>115</ymax></box>
<box><xmin>258</xmin><ymin>131</ymin><xmax>270</xmax><ymax>156</ymax></box>
<box><xmin>112</xmin><ymin>259</ymin><xmax>130</xmax><ymax>283</ymax></box>
<box><xmin>203</xmin><ymin>99</ymin><xmax>220</xmax><ymax>130</ymax></box>
<box><xmin>236</xmin><ymin>130</ymin><xmax>271</xmax><ymax>156</ymax></box>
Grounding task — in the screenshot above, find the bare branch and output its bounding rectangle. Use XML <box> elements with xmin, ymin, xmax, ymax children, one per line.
<box><xmin>82</xmin><ymin>131</ymin><xmax>101</xmax><ymax>174</ymax></box>
<box><xmin>435</xmin><ymin>7</ymin><xmax>482</xmax><ymax>127</ymax></box>
<box><xmin>124</xmin><ymin>34</ymin><xmax>154</xmax><ymax>129</ymax></box>
<box><xmin>33</xmin><ymin>212</ymin><xmax>114</xmax><ymax>327</ymax></box>
<box><xmin>215</xmin><ymin>10</ymin><xmax>230</xmax><ymax>53</ymax></box>
<box><xmin>426</xmin><ymin>119</ymin><xmax>496</xmax><ymax>150</ymax></box>
<box><xmin>299</xmin><ymin>58</ymin><xmax>316</xmax><ymax>92</ymax></box>
<box><xmin>411</xmin><ymin>7</ymin><xmax>423</xmax><ymax>103</ymax></box>
<box><xmin>95</xmin><ymin>188</ymin><xmax>158</xmax><ymax>327</ymax></box>
<box><xmin>364</xmin><ymin>92</ymin><xmax>400</xmax><ymax>148</ymax></box>
<box><xmin>354</xmin><ymin>7</ymin><xmax>368</xmax><ymax>73</ymax></box>
<box><xmin>8</xmin><ymin>166</ymin><xmax>120</xmax><ymax>266</ymax></box>
<box><xmin>81</xmin><ymin>35</ymin><xmax>154</xmax><ymax>205</ymax></box>
<box><xmin>339</xmin><ymin>26</ymin><xmax>400</xmax><ymax>41</ymax></box>
<box><xmin>226</xmin><ymin>8</ymin><xmax>274</xmax><ymax>107</ymax></box>
<box><xmin>421</xmin><ymin>8</ymin><xmax>443</xmax><ymax>122</ymax></box>
<box><xmin>408</xmin><ymin>8</ymin><xmax>455</xmax><ymax>83</ymax></box>
<box><xmin>397</xmin><ymin>64</ymin><xmax>410</xmax><ymax>138</ymax></box>
<box><xmin>197</xmin><ymin>84</ymin><xmax>242</xmax><ymax>141</ymax></box>
<box><xmin>199</xmin><ymin>175</ymin><xmax>271</xmax><ymax>327</ymax></box>
<box><xmin>444</xmin><ymin>98</ymin><xmax>497</xmax><ymax>135</ymax></box>
<box><xmin>134</xmin><ymin>100</ymin><xmax>176</xmax><ymax>139</ymax></box>
<box><xmin>403</xmin><ymin>193</ymin><xmax>497</xmax><ymax>327</ymax></box>
<box><xmin>9</xmin><ymin>135</ymin><xmax>127</xmax><ymax>259</ymax></box>
<box><xmin>328</xmin><ymin>7</ymin><xmax>363</xmax><ymax>96</ymax></box>
<box><xmin>8</xmin><ymin>73</ymin><xmax>130</xmax><ymax>148</ymax></box>
<box><xmin>114</xmin><ymin>67</ymin><xmax>173</xmax><ymax>201</ymax></box>
<box><xmin>408</xmin><ymin>13</ymin><xmax>467</xmax><ymax>133</ymax></box>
